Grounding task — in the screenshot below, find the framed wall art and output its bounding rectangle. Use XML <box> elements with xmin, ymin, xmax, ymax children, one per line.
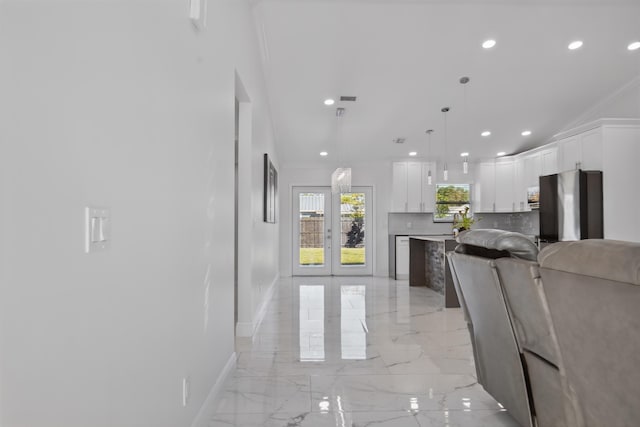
<box><xmin>263</xmin><ymin>153</ymin><xmax>278</xmax><ymax>223</ymax></box>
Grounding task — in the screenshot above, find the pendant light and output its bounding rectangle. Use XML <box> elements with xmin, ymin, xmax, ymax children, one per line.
<box><xmin>460</xmin><ymin>76</ymin><xmax>470</xmax><ymax>175</ymax></box>
<box><xmin>425</xmin><ymin>129</ymin><xmax>434</xmax><ymax>185</ymax></box>
<box><xmin>331</xmin><ymin>107</ymin><xmax>351</xmax><ymax>193</ymax></box>
<box><xmin>441</xmin><ymin>107</ymin><xmax>450</xmax><ymax>181</ymax></box>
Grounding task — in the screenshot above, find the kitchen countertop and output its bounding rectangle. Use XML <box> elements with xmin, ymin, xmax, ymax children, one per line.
<box><xmin>409</xmin><ymin>235</ymin><xmax>455</xmax><ymax>241</ymax></box>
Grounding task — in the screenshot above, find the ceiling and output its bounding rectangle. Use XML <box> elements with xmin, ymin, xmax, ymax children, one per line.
<box><xmin>252</xmin><ymin>0</ymin><xmax>640</xmax><ymax>167</ymax></box>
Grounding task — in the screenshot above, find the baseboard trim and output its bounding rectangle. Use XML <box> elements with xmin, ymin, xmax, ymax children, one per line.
<box><xmin>190</xmin><ymin>352</ymin><xmax>237</xmax><ymax>427</ymax></box>
<box><xmin>235</xmin><ymin>275</ymin><xmax>279</xmax><ymax>337</ymax></box>
<box><xmin>235</xmin><ymin>321</ymin><xmax>253</xmax><ymax>337</ymax></box>
<box><xmin>252</xmin><ymin>275</ymin><xmax>278</xmax><ymax>334</ymax></box>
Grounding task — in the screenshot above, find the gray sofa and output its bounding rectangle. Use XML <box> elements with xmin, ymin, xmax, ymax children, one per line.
<box><xmin>538</xmin><ymin>240</ymin><xmax>640</xmax><ymax>427</ymax></box>
<box><xmin>448</xmin><ymin>230</ymin><xmax>640</xmax><ymax>427</ymax></box>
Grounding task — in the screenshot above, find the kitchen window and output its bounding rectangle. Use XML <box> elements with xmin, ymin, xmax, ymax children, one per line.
<box><xmin>434</xmin><ymin>184</ymin><xmax>471</xmax><ymax>222</ymax></box>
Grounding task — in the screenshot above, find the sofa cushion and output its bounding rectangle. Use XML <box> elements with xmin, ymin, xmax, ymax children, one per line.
<box><xmin>456</xmin><ymin>229</ymin><xmax>538</xmax><ymax>262</ymax></box>
<box><xmin>538</xmin><ymin>239</ymin><xmax>640</xmax><ymax>286</ymax></box>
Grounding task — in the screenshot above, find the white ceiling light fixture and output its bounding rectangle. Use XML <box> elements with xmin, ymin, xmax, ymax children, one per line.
<box><xmin>568</xmin><ymin>40</ymin><xmax>583</xmax><ymax>50</ymax></box>
<box><xmin>425</xmin><ymin>129</ymin><xmax>434</xmax><ymax>185</ymax></box>
<box><xmin>320</xmin><ymin>151</ymin><xmax>328</xmax><ymax>156</ymax></box>
<box><xmin>409</xmin><ymin>151</ymin><xmax>417</xmax><ymax>157</ymax></box>
<box><xmin>521</xmin><ymin>130</ymin><xmax>532</xmax><ymax>136</ymax></box>
<box><xmin>461</xmin><ymin>152</ymin><xmax>469</xmax><ymax>174</ymax></box>
<box><xmin>481</xmin><ymin>130</ymin><xmax>491</xmax><ymax>137</ymax></box>
<box><xmin>324</xmin><ymin>98</ymin><xmax>335</xmax><ymax>106</ymax></box>
<box><xmin>482</xmin><ymin>39</ymin><xmax>496</xmax><ymax>49</ymax></box>
<box><xmin>460</xmin><ymin>76</ymin><xmax>471</xmax><ymax>175</ymax></box>
<box><xmin>331</xmin><ymin>110</ymin><xmax>351</xmax><ymax>194</ymax></box>
<box><xmin>497</xmin><ymin>151</ymin><xmax>506</xmax><ymax>157</ymax></box>
<box><xmin>441</xmin><ymin>107</ymin><xmax>450</xmax><ymax>181</ymax></box>
<box><xmin>628</xmin><ymin>41</ymin><xmax>640</xmax><ymax>51</ymax></box>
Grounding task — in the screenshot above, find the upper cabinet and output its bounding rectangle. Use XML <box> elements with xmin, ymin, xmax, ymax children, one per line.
<box><xmin>391</xmin><ymin>161</ymin><xmax>436</xmax><ymax>212</ymax></box>
<box><xmin>473</xmin><ymin>145</ymin><xmax>558</xmax><ymax>213</ymax></box>
<box><xmin>552</xmin><ymin>119</ymin><xmax>640</xmax><ymax>242</ymax></box>
<box><xmin>474</xmin><ymin>159</ymin><xmax>516</xmax><ymax>212</ymax></box>
<box><xmin>474</xmin><ymin>162</ymin><xmax>496</xmax><ymax>212</ymax></box>
<box><xmin>495</xmin><ymin>161</ymin><xmax>516</xmax><ymax>212</ymax></box>
<box><xmin>391</xmin><ymin>162</ymin><xmax>409</xmax><ymax>212</ymax></box>
<box><xmin>540</xmin><ymin>147</ymin><xmax>558</xmax><ymax>175</ymax></box>
<box><xmin>556</xmin><ymin>128</ymin><xmax>603</xmax><ymax>172</ymax></box>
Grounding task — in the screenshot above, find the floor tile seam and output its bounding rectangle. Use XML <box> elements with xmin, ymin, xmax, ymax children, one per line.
<box><xmin>307</xmin><ymin>373</ymin><xmax>476</xmax><ymax>379</ymax></box>
<box><xmin>211</xmin><ymin>407</ymin><xmax>508</xmax><ymax>415</ymax></box>
<box><xmin>302</xmin><ymin>408</ymin><xmax>509</xmax><ymax>414</ymax></box>
<box><xmin>233</xmin><ymin>372</ymin><xmax>396</xmax><ymax>378</ymax></box>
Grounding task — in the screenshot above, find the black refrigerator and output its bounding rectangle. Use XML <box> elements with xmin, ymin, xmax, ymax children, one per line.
<box><xmin>539</xmin><ymin>169</ymin><xmax>603</xmax><ymax>242</ymax></box>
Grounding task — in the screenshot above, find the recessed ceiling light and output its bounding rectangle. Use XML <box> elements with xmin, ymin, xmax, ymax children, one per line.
<box><xmin>628</xmin><ymin>41</ymin><xmax>640</xmax><ymax>51</ymax></box>
<box><xmin>324</xmin><ymin>99</ymin><xmax>335</xmax><ymax>106</ymax></box>
<box><xmin>320</xmin><ymin>151</ymin><xmax>328</xmax><ymax>156</ymax></box>
<box><xmin>409</xmin><ymin>151</ymin><xmax>417</xmax><ymax>157</ymax></box>
<box><xmin>497</xmin><ymin>151</ymin><xmax>506</xmax><ymax>157</ymax></box>
<box><xmin>460</xmin><ymin>152</ymin><xmax>469</xmax><ymax>157</ymax></box>
<box><xmin>482</xmin><ymin>39</ymin><xmax>496</xmax><ymax>49</ymax></box>
<box><xmin>568</xmin><ymin>40</ymin><xmax>583</xmax><ymax>50</ymax></box>
<box><xmin>481</xmin><ymin>131</ymin><xmax>491</xmax><ymax>137</ymax></box>
<box><xmin>521</xmin><ymin>130</ymin><xmax>532</xmax><ymax>136</ymax></box>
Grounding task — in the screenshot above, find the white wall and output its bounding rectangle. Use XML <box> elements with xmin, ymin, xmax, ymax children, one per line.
<box><xmin>562</xmin><ymin>74</ymin><xmax>640</xmax><ymax>131</ymax></box>
<box><xmin>279</xmin><ymin>162</ymin><xmax>393</xmax><ymax>278</ymax></box>
<box><xmin>0</xmin><ymin>1</ymin><xmax>278</xmax><ymax>426</ymax></box>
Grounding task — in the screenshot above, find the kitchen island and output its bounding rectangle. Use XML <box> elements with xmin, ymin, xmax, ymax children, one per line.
<box><xmin>409</xmin><ymin>236</ymin><xmax>460</xmax><ymax>308</ymax></box>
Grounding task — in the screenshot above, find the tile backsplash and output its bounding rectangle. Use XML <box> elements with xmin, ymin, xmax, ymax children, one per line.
<box><xmin>388</xmin><ymin>210</ymin><xmax>539</xmax><ymax>236</ymax></box>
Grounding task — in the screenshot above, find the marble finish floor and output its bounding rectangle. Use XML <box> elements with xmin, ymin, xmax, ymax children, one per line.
<box><xmin>210</xmin><ymin>276</ymin><xmax>519</xmax><ymax>427</ymax></box>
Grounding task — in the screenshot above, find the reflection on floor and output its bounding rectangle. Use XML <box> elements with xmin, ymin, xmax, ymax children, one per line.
<box><xmin>210</xmin><ymin>276</ymin><xmax>518</xmax><ymax>427</ymax></box>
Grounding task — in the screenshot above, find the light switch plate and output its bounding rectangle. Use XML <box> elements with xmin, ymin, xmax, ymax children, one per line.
<box><xmin>85</xmin><ymin>207</ymin><xmax>110</xmax><ymax>253</ymax></box>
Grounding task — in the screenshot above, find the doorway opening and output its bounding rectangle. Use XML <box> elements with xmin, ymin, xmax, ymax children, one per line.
<box><xmin>292</xmin><ymin>186</ymin><xmax>373</xmax><ymax>276</ymax></box>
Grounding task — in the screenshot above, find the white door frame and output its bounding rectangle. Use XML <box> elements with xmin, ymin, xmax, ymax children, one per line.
<box><xmin>292</xmin><ymin>186</ymin><xmax>373</xmax><ymax>276</ymax></box>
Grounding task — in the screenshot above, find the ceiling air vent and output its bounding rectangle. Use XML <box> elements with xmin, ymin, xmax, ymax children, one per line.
<box><xmin>340</xmin><ymin>96</ymin><xmax>357</xmax><ymax>102</ymax></box>
<box><xmin>336</xmin><ymin>107</ymin><xmax>346</xmax><ymax>117</ymax></box>
<box><xmin>393</xmin><ymin>137</ymin><xmax>406</xmax><ymax>144</ymax></box>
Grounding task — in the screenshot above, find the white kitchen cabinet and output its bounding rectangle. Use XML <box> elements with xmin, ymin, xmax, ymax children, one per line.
<box><xmin>540</xmin><ymin>147</ymin><xmax>558</xmax><ymax>175</ymax></box>
<box><xmin>557</xmin><ymin>129</ymin><xmax>603</xmax><ymax>172</ymax></box>
<box><xmin>473</xmin><ymin>158</ymin><xmax>526</xmax><ymax>212</ymax></box>
<box><xmin>523</xmin><ymin>152</ymin><xmax>542</xmax><ymax>186</ymax></box>
<box><xmin>407</xmin><ymin>162</ymin><xmax>423</xmax><ymax>212</ymax></box>
<box><xmin>558</xmin><ymin>136</ymin><xmax>581</xmax><ymax>172</ymax></box>
<box><xmin>580</xmin><ymin>128</ymin><xmax>603</xmax><ymax>170</ymax></box>
<box><xmin>557</xmin><ymin>128</ymin><xmax>603</xmax><ymax>172</ymax></box>
<box><xmin>513</xmin><ymin>158</ymin><xmax>529</xmax><ymax>211</ymax></box>
<box><xmin>391</xmin><ymin>161</ymin><xmax>436</xmax><ymax>212</ymax></box>
<box><xmin>474</xmin><ymin>162</ymin><xmax>496</xmax><ymax>212</ymax></box>
<box><xmin>395</xmin><ymin>236</ymin><xmax>410</xmax><ymax>279</ymax></box>
<box><xmin>391</xmin><ymin>162</ymin><xmax>409</xmax><ymax>212</ymax></box>
<box><xmin>495</xmin><ymin>161</ymin><xmax>515</xmax><ymax>212</ymax></box>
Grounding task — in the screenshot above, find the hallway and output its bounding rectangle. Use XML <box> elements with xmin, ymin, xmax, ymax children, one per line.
<box><xmin>210</xmin><ymin>277</ymin><xmax>518</xmax><ymax>426</ymax></box>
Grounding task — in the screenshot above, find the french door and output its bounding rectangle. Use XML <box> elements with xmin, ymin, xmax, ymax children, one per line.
<box><xmin>292</xmin><ymin>186</ymin><xmax>373</xmax><ymax>276</ymax></box>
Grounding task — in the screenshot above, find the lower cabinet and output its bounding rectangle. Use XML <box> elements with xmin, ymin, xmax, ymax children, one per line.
<box><xmin>395</xmin><ymin>236</ymin><xmax>410</xmax><ymax>279</ymax></box>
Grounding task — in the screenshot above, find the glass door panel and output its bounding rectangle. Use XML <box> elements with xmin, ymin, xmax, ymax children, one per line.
<box><xmin>293</xmin><ymin>187</ymin><xmax>332</xmax><ymax>276</ymax></box>
<box><xmin>332</xmin><ymin>187</ymin><xmax>373</xmax><ymax>275</ymax></box>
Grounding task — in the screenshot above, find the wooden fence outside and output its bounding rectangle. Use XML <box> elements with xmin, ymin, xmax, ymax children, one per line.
<box><xmin>299</xmin><ymin>217</ymin><xmax>364</xmax><ymax>248</ymax></box>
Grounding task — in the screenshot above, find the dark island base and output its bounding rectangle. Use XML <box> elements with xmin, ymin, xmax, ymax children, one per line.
<box><xmin>409</xmin><ymin>237</ymin><xmax>460</xmax><ymax>308</ymax></box>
